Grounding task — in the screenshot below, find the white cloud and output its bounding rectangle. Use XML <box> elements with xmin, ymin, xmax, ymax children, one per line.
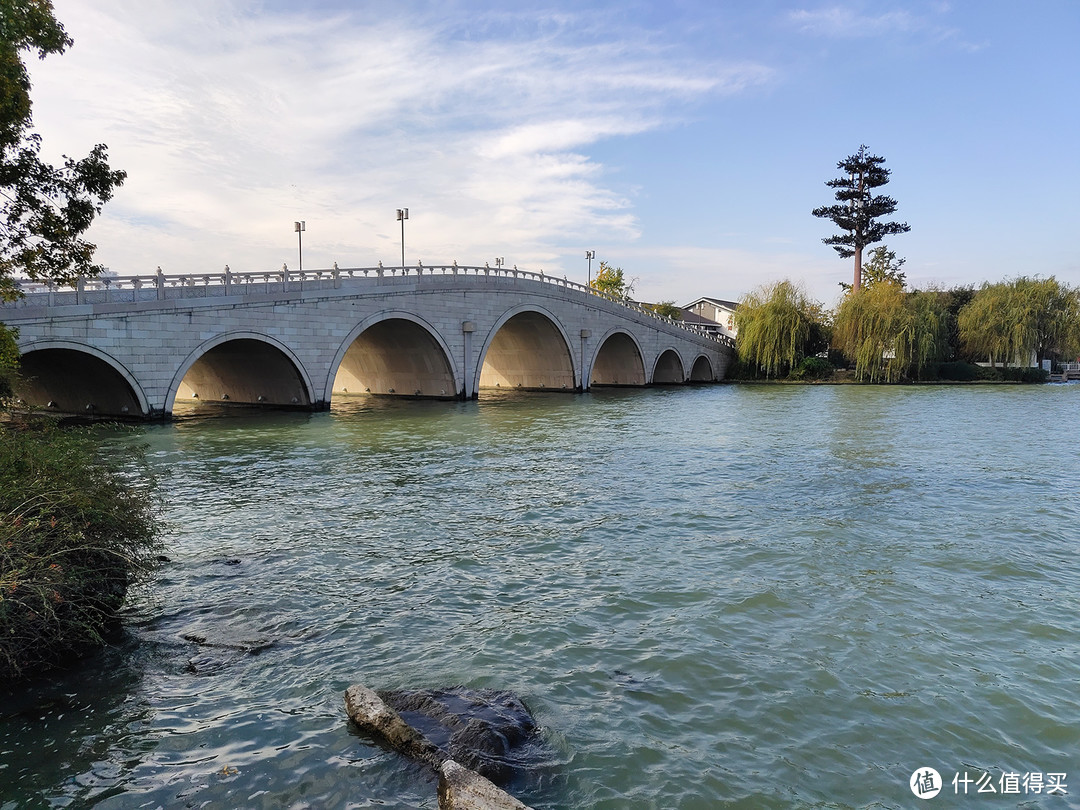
<box><xmin>25</xmin><ymin>1</ymin><xmax>773</xmax><ymax>276</ymax></box>
<box><xmin>787</xmin><ymin>7</ymin><xmax>920</xmax><ymax>37</ymax></box>
<box><xmin>785</xmin><ymin>3</ymin><xmax>979</xmax><ymax>48</ymax></box>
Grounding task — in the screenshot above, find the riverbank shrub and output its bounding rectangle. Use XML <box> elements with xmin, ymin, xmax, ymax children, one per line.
<box><xmin>997</xmin><ymin>366</ymin><xmax>1048</xmax><ymax>383</ymax></box>
<box><xmin>931</xmin><ymin>360</ymin><xmax>980</xmax><ymax>381</ymax></box>
<box><xmin>0</xmin><ymin>422</ymin><xmax>160</xmax><ymax>682</ymax></box>
<box><xmin>788</xmin><ymin>356</ymin><xmax>834</xmax><ymax>381</ymax></box>
<box><xmin>0</xmin><ymin>325</ymin><xmax>17</xmax><ymax>402</ymax></box>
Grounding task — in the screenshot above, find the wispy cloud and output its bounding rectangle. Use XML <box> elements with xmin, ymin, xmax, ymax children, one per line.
<box><xmin>27</xmin><ymin>0</ymin><xmax>774</xmax><ymax>275</ymax></box>
<box><xmin>787</xmin><ymin>6</ymin><xmax>918</xmax><ymax>37</ymax></box>
<box><xmin>785</xmin><ymin>4</ymin><xmax>982</xmax><ymax>49</ymax></box>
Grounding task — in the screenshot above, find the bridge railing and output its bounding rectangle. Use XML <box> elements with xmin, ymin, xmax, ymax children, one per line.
<box><xmin>2</xmin><ymin>265</ymin><xmax>734</xmax><ymax>347</ymax></box>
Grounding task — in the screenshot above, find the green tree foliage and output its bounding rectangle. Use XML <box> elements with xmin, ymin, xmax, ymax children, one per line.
<box><xmin>0</xmin><ymin>0</ymin><xmax>126</xmax><ymax>303</ymax></box>
<box><xmin>958</xmin><ymin>277</ymin><xmax>1080</xmax><ymax>368</ymax></box>
<box><xmin>813</xmin><ymin>146</ymin><xmax>910</xmax><ymax>293</ymax></box>
<box><xmin>833</xmin><ymin>282</ymin><xmax>947</xmax><ymax>382</ymax></box>
<box><xmin>734</xmin><ymin>279</ymin><xmax>824</xmax><ymax>377</ymax></box>
<box><xmin>589</xmin><ymin>260</ymin><xmax>635</xmax><ymax>299</ymax></box>
<box><xmin>0</xmin><ymin>424</ymin><xmax>160</xmax><ymax>680</ymax></box>
<box><xmin>840</xmin><ymin>245</ymin><xmax>907</xmax><ymax>292</ymax></box>
<box><xmin>644</xmin><ymin>301</ymin><xmax>683</xmax><ymax>320</ymax></box>
<box><xmin>0</xmin><ymin>321</ymin><xmax>17</xmax><ymax>400</ymax></box>
<box><xmin>939</xmin><ymin>285</ymin><xmax>975</xmax><ymax>362</ymax></box>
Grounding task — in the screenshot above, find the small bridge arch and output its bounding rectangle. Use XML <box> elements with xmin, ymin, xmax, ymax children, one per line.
<box><xmin>690</xmin><ymin>354</ymin><xmax>714</xmax><ymax>382</ymax></box>
<box><xmin>328</xmin><ymin>312</ymin><xmax>458</xmax><ymax>400</ymax></box>
<box><xmin>652</xmin><ymin>348</ymin><xmax>686</xmax><ymax>384</ymax></box>
<box><xmin>168</xmin><ymin>332</ymin><xmax>314</xmax><ymax>411</ymax></box>
<box><xmin>590</xmin><ymin>329</ymin><xmax>646</xmax><ymax>386</ymax></box>
<box><xmin>14</xmin><ymin>340</ymin><xmax>149</xmax><ymax>418</ymax></box>
<box><xmin>477</xmin><ymin>306</ymin><xmax>577</xmax><ymax>393</ymax></box>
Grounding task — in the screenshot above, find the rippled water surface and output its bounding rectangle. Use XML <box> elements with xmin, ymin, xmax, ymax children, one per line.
<box><xmin>3</xmin><ymin>385</ymin><xmax>1080</xmax><ymax>809</ymax></box>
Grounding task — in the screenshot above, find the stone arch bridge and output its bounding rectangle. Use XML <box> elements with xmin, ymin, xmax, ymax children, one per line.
<box><xmin>1</xmin><ymin>265</ymin><xmax>734</xmax><ymax>420</ymax></box>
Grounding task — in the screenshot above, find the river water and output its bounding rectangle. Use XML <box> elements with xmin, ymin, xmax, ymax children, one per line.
<box><xmin>2</xmin><ymin>384</ymin><xmax>1079</xmax><ymax>809</ymax></box>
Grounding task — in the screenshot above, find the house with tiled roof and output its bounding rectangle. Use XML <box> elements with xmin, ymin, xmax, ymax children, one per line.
<box><xmin>681</xmin><ymin>297</ymin><xmax>739</xmax><ymax>338</ymax></box>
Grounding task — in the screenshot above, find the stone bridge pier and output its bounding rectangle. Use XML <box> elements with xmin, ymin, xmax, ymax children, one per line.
<box><xmin>1</xmin><ymin>265</ymin><xmax>734</xmax><ymax>419</ymax></box>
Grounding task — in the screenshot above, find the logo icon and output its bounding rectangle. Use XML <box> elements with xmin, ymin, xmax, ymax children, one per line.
<box><xmin>911</xmin><ymin>767</ymin><xmax>942</xmax><ymax>799</ymax></box>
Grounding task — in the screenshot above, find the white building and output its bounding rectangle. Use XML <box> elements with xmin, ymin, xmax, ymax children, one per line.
<box><xmin>682</xmin><ymin>297</ymin><xmax>739</xmax><ymax>338</ymax></box>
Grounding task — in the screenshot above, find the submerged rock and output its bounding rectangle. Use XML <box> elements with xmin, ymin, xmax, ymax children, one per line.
<box><xmin>378</xmin><ymin>686</ymin><xmax>540</xmax><ymax>785</ymax></box>
<box><xmin>344</xmin><ymin>684</ymin><xmax>548</xmax><ymax>809</ymax></box>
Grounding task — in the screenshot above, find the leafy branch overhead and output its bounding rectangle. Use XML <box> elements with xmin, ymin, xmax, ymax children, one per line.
<box><xmin>813</xmin><ymin>145</ymin><xmax>909</xmax><ymax>293</ymax></box>
<box><xmin>0</xmin><ymin>0</ymin><xmax>126</xmax><ymax>302</ymax></box>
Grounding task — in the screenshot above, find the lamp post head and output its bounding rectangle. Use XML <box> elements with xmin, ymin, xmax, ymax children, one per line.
<box><xmin>397</xmin><ymin>208</ymin><xmax>409</xmax><ymax>221</ymax></box>
<box><xmin>294</xmin><ymin>221</ymin><xmax>305</xmax><ymax>232</ymax></box>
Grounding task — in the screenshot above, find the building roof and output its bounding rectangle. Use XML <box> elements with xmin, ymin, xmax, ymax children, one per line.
<box><xmin>682</xmin><ymin>296</ymin><xmax>740</xmax><ymax>311</ymax></box>
<box><xmin>678</xmin><ymin>309</ymin><xmax>720</xmax><ymax>326</ymax></box>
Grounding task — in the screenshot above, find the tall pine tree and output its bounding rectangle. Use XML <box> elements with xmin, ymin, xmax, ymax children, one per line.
<box><xmin>812</xmin><ymin>145</ymin><xmax>909</xmax><ymax>293</ymax></box>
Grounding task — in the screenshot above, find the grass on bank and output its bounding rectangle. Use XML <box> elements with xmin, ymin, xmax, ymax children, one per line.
<box><xmin>0</xmin><ymin>420</ymin><xmax>161</xmax><ymax>683</ymax></box>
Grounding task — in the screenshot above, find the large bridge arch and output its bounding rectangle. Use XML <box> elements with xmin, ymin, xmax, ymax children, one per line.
<box><xmin>652</xmin><ymin>348</ymin><xmax>686</xmax><ymax>384</ymax></box>
<box><xmin>327</xmin><ymin>312</ymin><xmax>458</xmax><ymax>400</ymax></box>
<box><xmin>13</xmin><ymin>340</ymin><xmax>150</xmax><ymax>418</ymax></box>
<box><xmin>167</xmin><ymin>332</ymin><xmax>314</xmax><ymax>412</ymax></box>
<box><xmin>590</xmin><ymin>329</ymin><xmax>646</xmax><ymax>387</ymax></box>
<box><xmin>477</xmin><ymin>306</ymin><xmax>577</xmax><ymax>393</ymax></box>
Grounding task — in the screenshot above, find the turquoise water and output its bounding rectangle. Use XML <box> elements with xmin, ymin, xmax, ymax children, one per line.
<box><xmin>2</xmin><ymin>385</ymin><xmax>1079</xmax><ymax>808</ymax></box>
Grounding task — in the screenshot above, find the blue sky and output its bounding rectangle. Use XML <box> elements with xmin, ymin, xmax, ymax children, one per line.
<box><xmin>27</xmin><ymin>1</ymin><xmax>1080</xmax><ymax>307</ymax></box>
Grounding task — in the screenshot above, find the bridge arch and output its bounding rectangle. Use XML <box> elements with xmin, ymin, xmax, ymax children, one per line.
<box><xmin>690</xmin><ymin>354</ymin><xmax>714</xmax><ymax>382</ymax></box>
<box><xmin>477</xmin><ymin>305</ymin><xmax>577</xmax><ymax>393</ymax></box>
<box><xmin>14</xmin><ymin>340</ymin><xmax>150</xmax><ymax>418</ymax></box>
<box><xmin>167</xmin><ymin>332</ymin><xmax>314</xmax><ymax>412</ymax></box>
<box><xmin>327</xmin><ymin>312</ymin><xmax>458</xmax><ymax>400</ymax></box>
<box><xmin>590</xmin><ymin>329</ymin><xmax>646</xmax><ymax>387</ymax></box>
<box><xmin>652</xmin><ymin>348</ymin><xmax>686</xmax><ymax>384</ymax></box>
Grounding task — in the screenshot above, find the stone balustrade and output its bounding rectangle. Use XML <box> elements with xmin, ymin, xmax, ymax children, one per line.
<box><xmin>1</xmin><ymin>265</ymin><xmax>733</xmax><ymax>348</ymax></box>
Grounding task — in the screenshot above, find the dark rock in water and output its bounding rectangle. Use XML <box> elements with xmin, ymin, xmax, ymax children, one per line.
<box><xmin>186</xmin><ymin>653</ymin><xmax>229</xmax><ymax>675</ymax></box>
<box><xmin>377</xmin><ymin>687</ymin><xmax>540</xmax><ymax>786</ymax></box>
<box><xmin>345</xmin><ymin>685</ymin><xmax>564</xmax><ymax>809</ymax></box>
<box><xmin>181</xmin><ymin>632</ymin><xmax>274</xmax><ymax>655</ymax></box>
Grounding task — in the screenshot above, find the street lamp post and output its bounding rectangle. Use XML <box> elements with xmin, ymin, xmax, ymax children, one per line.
<box><xmin>494</xmin><ymin>257</ymin><xmax>504</xmax><ymax>271</ymax></box>
<box><xmin>294</xmin><ymin>221</ymin><xmax>305</xmax><ymax>272</ymax></box>
<box><xmin>586</xmin><ymin>250</ymin><xmax>595</xmax><ymax>287</ymax></box>
<box><xmin>396</xmin><ymin>208</ymin><xmax>409</xmax><ymax>269</ymax></box>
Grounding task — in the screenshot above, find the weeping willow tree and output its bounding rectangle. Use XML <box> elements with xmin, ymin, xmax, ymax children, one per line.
<box><xmin>956</xmin><ymin>282</ymin><xmax>1012</xmax><ymax>367</ymax></box>
<box><xmin>959</xmin><ymin>277</ymin><xmax>1080</xmax><ymax>368</ymax></box>
<box><xmin>734</xmin><ymin>280</ymin><xmax>821</xmax><ymax>377</ymax></box>
<box><xmin>833</xmin><ymin>282</ymin><xmax>947</xmax><ymax>382</ymax></box>
<box><xmin>901</xmin><ymin>289</ymin><xmax>949</xmax><ymax>379</ymax></box>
